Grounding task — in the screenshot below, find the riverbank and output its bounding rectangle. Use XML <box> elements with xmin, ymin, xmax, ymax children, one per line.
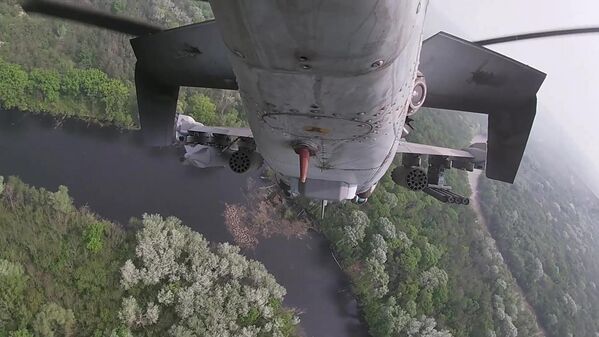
<box><xmin>0</xmin><ymin>57</ymin><xmax>247</xmax><ymax>132</ymax></box>
<box><xmin>0</xmin><ymin>110</ymin><xmax>369</xmax><ymax>337</ymax></box>
<box><xmin>0</xmin><ymin>57</ymin><xmax>137</xmax><ymax>128</ymax></box>
<box><xmin>0</xmin><ymin>176</ymin><xmax>130</xmax><ymax>336</ymax></box>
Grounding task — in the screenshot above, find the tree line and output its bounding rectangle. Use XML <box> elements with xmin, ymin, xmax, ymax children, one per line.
<box><xmin>0</xmin><ymin>1</ymin><xmax>245</xmax><ymax>129</ymax></box>
<box><xmin>0</xmin><ymin>57</ymin><xmax>247</xmax><ymax>129</ymax></box>
<box><xmin>0</xmin><ymin>57</ymin><xmax>135</xmax><ymax>127</ymax></box>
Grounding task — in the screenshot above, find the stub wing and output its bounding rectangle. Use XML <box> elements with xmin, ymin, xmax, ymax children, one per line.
<box><xmin>397</xmin><ymin>141</ymin><xmax>474</xmax><ymax>160</ymax></box>
<box><xmin>131</xmin><ymin>21</ymin><xmax>238</xmax><ymax>146</ymax></box>
<box><xmin>396</xmin><ymin>140</ymin><xmax>486</xmax><ymax>171</ymax></box>
<box><xmin>176</xmin><ymin>115</ymin><xmax>260</xmax><ymax>172</ymax></box>
<box><xmin>185</xmin><ymin>125</ymin><xmax>253</xmax><ymax>139</ymax></box>
<box><xmin>176</xmin><ymin>114</ymin><xmax>253</xmax><ymax>144</ymax></box>
<box><xmin>397</xmin><ymin>139</ymin><xmax>487</xmax><ymax>171</ymax></box>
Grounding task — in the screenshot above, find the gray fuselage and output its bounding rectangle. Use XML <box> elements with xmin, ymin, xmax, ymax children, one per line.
<box><xmin>210</xmin><ymin>0</ymin><xmax>428</xmax><ymax>200</ymax></box>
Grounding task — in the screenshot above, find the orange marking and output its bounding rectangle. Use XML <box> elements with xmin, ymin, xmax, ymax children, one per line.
<box><xmin>304</xmin><ymin>126</ymin><xmax>330</xmax><ymax>134</ymax></box>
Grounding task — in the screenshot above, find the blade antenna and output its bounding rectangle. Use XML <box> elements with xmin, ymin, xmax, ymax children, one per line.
<box><xmin>321</xmin><ymin>200</ymin><xmax>328</xmax><ymax>219</ymax></box>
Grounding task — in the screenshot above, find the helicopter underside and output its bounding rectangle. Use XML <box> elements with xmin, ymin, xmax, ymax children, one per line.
<box><xmin>210</xmin><ymin>0</ymin><xmax>428</xmax><ymax>201</ymax></box>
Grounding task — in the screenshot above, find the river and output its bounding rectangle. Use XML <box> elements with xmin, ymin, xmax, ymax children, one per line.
<box><xmin>0</xmin><ymin>110</ymin><xmax>368</xmax><ymax>337</ymax></box>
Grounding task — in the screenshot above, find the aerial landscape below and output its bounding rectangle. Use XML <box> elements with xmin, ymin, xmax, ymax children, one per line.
<box><xmin>1</xmin><ymin>1</ymin><xmax>599</xmax><ymax>337</ymax></box>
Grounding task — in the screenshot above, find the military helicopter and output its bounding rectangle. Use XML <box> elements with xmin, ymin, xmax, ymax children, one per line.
<box><xmin>21</xmin><ymin>0</ymin><xmax>599</xmax><ymax>205</ymax></box>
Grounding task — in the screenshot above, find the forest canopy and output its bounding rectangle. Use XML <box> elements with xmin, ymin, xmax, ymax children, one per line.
<box><xmin>0</xmin><ymin>177</ymin><xmax>298</xmax><ymax>337</ymax></box>
<box><xmin>0</xmin><ymin>1</ymin><xmax>245</xmax><ymax>128</ymax></box>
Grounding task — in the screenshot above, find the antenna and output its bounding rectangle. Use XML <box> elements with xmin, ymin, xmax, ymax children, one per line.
<box><xmin>321</xmin><ymin>200</ymin><xmax>328</xmax><ymax>219</ymax></box>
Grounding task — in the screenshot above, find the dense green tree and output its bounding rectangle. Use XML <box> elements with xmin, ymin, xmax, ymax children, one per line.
<box><xmin>374</xmin><ymin>217</ymin><xmax>396</xmax><ymax>241</ymax></box>
<box><xmin>60</xmin><ymin>69</ymin><xmax>82</xmax><ymax>97</ymax></box>
<box><xmin>421</xmin><ymin>243</ymin><xmax>442</xmax><ymax>270</ymax></box>
<box><xmin>28</xmin><ymin>68</ymin><xmax>61</xmax><ymax>102</ymax></box>
<box><xmin>8</xmin><ymin>329</ymin><xmax>33</xmax><ymax>337</ymax></box>
<box><xmin>0</xmin><ymin>59</ymin><xmax>29</xmax><ymax>109</ymax></box>
<box><xmin>84</xmin><ymin>222</ymin><xmax>106</xmax><ymax>253</ymax></box>
<box><xmin>32</xmin><ymin>303</ymin><xmax>76</xmax><ymax>337</ymax></box>
<box><xmin>336</xmin><ymin>225</ymin><xmax>364</xmax><ymax>258</ymax></box>
<box><xmin>185</xmin><ymin>94</ymin><xmax>218</xmax><ymax>125</ymax></box>
<box><xmin>78</xmin><ymin>68</ymin><xmax>109</xmax><ymax>98</ymax></box>
<box><xmin>99</xmin><ymin>78</ymin><xmax>132</xmax><ymax>125</ymax></box>
<box><xmin>49</xmin><ymin>185</ymin><xmax>73</xmax><ymax>214</ymax></box>
<box><xmin>0</xmin><ymin>260</ymin><xmax>29</xmax><ymax>334</ymax></box>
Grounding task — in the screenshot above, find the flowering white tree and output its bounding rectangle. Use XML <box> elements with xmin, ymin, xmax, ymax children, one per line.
<box><xmin>375</xmin><ymin>217</ymin><xmax>397</xmax><ymax>241</ymax></box>
<box><xmin>395</xmin><ymin>230</ymin><xmax>413</xmax><ymax>250</ymax></box>
<box><xmin>49</xmin><ymin>185</ymin><xmax>72</xmax><ymax>214</ymax></box>
<box><xmin>369</xmin><ymin>297</ymin><xmax>453</xmax><ymax>337</ymax></box>
<box><xmin>369</xmin><ymin>234</ymin><xmax>388</xmax><ymax>264</ymax></box>
<box><xmin>532</xmin><ymin>257</ymin><xmax>545</xmax><ymax>281</ymax></box>
<box><xmin>419</xmin><ymin>267</ymin><xmax>448</xmax><ymax>291</ymax></box>
<box><xmin>493</xmin><ymin>295</ymin><xmax>518</xmax><ymax>337</ymax></box>
<box><xmin>349</xmin><ymin>210</ymin><xmax>369</xmax><ymax>238</ymax></box>
<box><xmin>406</xmin><ymin>316</ymin><xmax>452</xmax><ymax>337</ymax></box>
<box><xmin>380</xmin><ymin>191</ymin><xmax>398</xmax><ymax>209</ymax></box>
<box><xmin>562</xmin><ymin>293</ymin><xmax>578</xmax><ymax>316</ymax></box>
<box><xmin>363</xmin><ymin>257</ymin><xmax>389</xmax><ymax>299</ymax></box>
<box><xmin>119</xmin><ymin>214</ymin><xmax>298</xmax><ymax>337</ymax></box>
<box><xmin>340</xmin><ymin>225</ymin><xmax>364</xmax><ymax>249</ymax></box>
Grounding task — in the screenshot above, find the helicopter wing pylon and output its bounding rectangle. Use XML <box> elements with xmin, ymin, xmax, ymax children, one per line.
<box><xmin>131</xmin><ymin>21</ymin><xmax>238</xmax><ymax>146</ymax></box>
<box><xmin>419</xmin><ymin>32</ymin><xmax>546</xmax><ymax>183</ymax></box>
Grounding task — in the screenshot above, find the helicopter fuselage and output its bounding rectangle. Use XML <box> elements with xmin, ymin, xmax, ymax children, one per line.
<box><xmin>210</xmin><ymin>0</ymin><xmax>428</xmax><ymax>200</ymax></box>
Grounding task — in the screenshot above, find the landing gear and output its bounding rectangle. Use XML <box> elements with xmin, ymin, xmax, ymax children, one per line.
<box><xmin>352</xmin><ymin>196</ymin><xmax>368</xmax><ymax>205</ymax></box>
<box><xmin>351</xmin><ymin>185</ymin><xmax>376</xmax><ymax>205</ymax></box>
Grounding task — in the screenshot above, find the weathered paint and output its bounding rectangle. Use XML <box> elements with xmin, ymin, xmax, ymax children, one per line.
<box><xmin>211</xmin><ymin>0</ymin><xmax>429</xmax><ymax>200</ymax></box>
